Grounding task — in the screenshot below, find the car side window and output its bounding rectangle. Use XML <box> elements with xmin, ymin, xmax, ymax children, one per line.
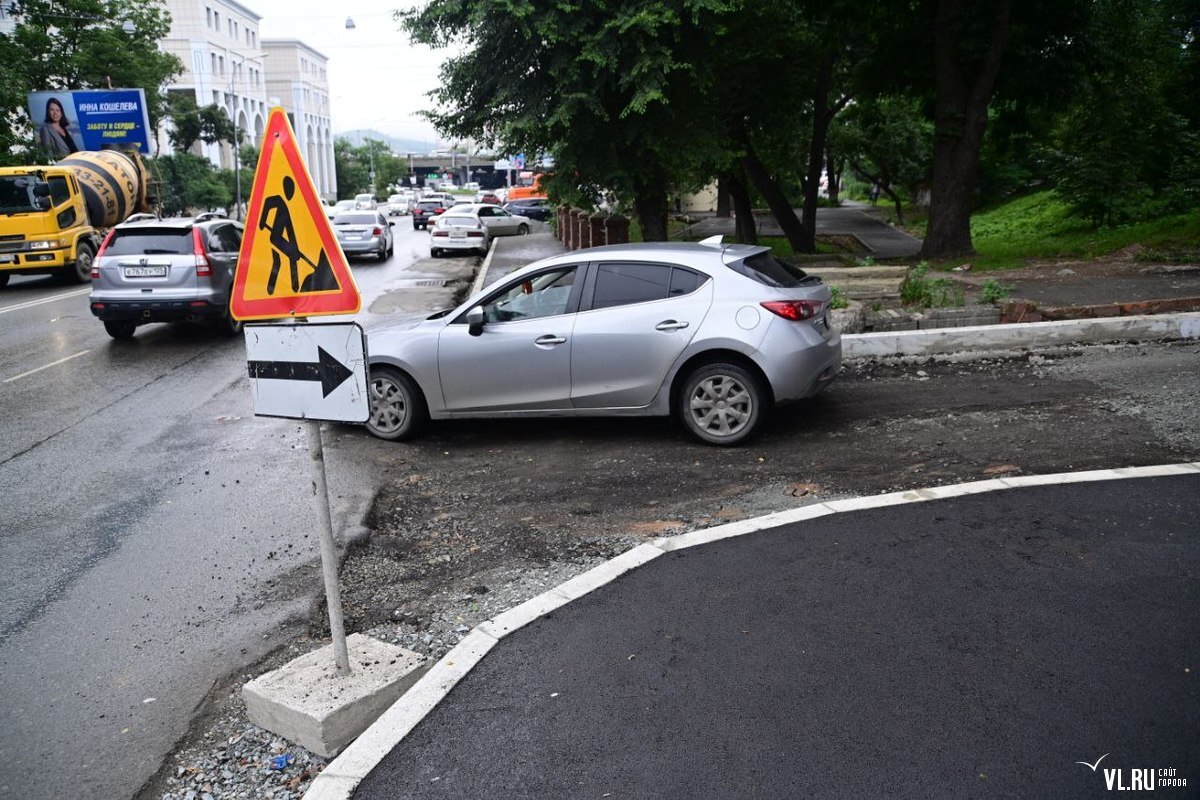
<box><xmin>213</xmin><ymin>224</ymin><xmax>242</xmax><ymax>252</ymax></box>
<box><xmin>482</xmin><ymin>267</ymin><xmax>577</xmax><ymax>323</ymax></box>
<box><xmin>668</xmin><ymin>267</ymin><xmax>706</xmax><ymax>296</ymax></box>
<box><xmin>591</xmin><ymin>262</ymin><xmax>673</xmax><ymax>310</ymax></box>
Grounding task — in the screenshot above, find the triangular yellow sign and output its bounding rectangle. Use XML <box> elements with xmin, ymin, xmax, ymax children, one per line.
<box><xmin>231</xmin><ymin>108</ymin><xmax>360</xmax><ymax>321</ymax></box>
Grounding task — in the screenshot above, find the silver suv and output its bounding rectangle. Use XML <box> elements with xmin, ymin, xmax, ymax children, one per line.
<box><xmin>88</xmin><ymin>216</ymin><xmax>244</xmax><ymax>340</ymax></box>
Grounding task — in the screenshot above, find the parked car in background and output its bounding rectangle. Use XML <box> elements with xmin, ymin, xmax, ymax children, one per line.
<box><xmin>503</xmin><ymin>197</ymin><xmax>553</xmax><ymax>222</ymax></box>
<box><xmin>412</xmin><ymin>200</ymin><xmax>448</xmax><ymax>230</ymax></box>
<box><xmin>362</xmin><ymin>239</ymin><xmax>841</xmax><ymax>445</ymax></box>
<box><xmin>88</xmin><ymin>215</ymin><xmax>245</xmax><ymax>339</ymax></box>
<box><xmin>438</xmin><ymin>203</ymin><xmax>534</xmax><ymax>237</ymax></box>
<box><xmin>331</xmin><ymin>199</ymin><xmax>357</xmax><ymax>218</ymax></box>
<box><xmin>479</xmin><ymin>192</ymin><xmax>502</xmax><ymax>205</ymax></box>
<box><xmin>354</xmin><ymin>193</ymin><xmax>377</xmax><ymax>210</ymax></box>
<box><xmin>429</xmin><ymin>213</ymin><xmax>489</xmax><ymax>257</ymax></box>
<box><xmin>387</xmin><ymin>194</ymin><xmax>411</xmax><ymax>216</ymax></box>
<box><xmin>332</xmin><ymin>210</ymin><xmax>394</xmax><ymax>260</ymax></box>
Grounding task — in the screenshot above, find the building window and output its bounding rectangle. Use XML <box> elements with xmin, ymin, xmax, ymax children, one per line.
<box><xmin>205</xmin><ymin>7</ymin><xmax>211</xmax><ymax>26</ymax></box>
<box><xmin>213</xmin><ymin>11</ymin><xmax>219</xmax><ymax>30</ymax></box>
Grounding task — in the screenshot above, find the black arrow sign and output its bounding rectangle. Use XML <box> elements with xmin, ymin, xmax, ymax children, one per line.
<box><xmin>247</xmin><ymin>346</ymin><xmax>354</xmax><ymax>398</ymax></box>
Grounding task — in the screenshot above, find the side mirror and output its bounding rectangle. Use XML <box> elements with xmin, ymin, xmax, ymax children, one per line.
<box><xmin>466</xmin><ymin>306</ymin><xmax>485</xmax><ymax>337</ymax></box>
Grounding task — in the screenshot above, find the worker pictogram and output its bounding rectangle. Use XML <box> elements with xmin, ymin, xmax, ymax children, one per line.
<box><xmin>232</xmin><ymin>108</ymin><xmax>359</xmax><ymax>321</ymax></box>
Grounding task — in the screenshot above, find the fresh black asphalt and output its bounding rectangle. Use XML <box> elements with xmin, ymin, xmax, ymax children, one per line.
<box><xmin>353</xmin><ymin>475</ymin><xmax>1199</xmax><ymax>799</ymax></box>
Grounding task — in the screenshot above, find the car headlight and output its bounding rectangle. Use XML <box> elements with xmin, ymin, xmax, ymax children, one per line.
<box><xmin>29</xmin><ymin>239</ymin><xmax>66</xmax><ymax>250</ymax></box>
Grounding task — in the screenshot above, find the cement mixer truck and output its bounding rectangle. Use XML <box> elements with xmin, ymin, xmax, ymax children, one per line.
<box><xmin>0</xmin><ymin>149</ymin><xmax>153</xmax><ymax>288</ymax></box>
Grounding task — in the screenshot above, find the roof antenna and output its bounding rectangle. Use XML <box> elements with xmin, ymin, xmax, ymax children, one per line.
<box><xmin>698</xmin><ymin>234</ymin><xmax>724</xmax><ymax>247</ymax></box>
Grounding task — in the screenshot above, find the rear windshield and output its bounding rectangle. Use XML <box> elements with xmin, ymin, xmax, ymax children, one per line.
<box><xmin>334</xmin><ymin>214</ymin><xmax>377</xmax><ymax>225</ymax></box>
<box><xmin>417</xmin><ymin>202</ymin><xmax>442</xmax><ymax>210</ymax></box>
<box><xmin>104</xmin><ymin>228</ymin><xmax>192</xmax><ymax>256</ymax></box>
<box><xmin>728</xmin><ymin>251</ymin><xmax>813</xmax><ymax>288</ymax></box>
<box><xmin>440</xmin><ymin>216</ymin><xmax>477</xmax><ymax>226</ymax></box>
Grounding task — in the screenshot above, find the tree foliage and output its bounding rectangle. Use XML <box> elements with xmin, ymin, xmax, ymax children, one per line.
<box><xmin>0</xmin><ymin>0</ymin><xmax>182</xmax><ymax>163</ymax></box>
<box><xmin>164</xmin><ymin>92</ymin><xmax>236</xmax><ymax>153</ymax></box>
<box><xmin>151</xmin><ymin>152</ymin><xmax>230</xmax><ymax>215</ymax></box>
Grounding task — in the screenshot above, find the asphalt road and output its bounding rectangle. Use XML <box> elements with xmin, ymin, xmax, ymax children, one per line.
<box><xmin>355</xmin><ymin>474</ymin><xmax>1200</xmax><ymax>799</ymax></box>
<box><xmin>0</xmin><ymin>221</ymin><xmax>467</xmax><ymax>800</ymax></box>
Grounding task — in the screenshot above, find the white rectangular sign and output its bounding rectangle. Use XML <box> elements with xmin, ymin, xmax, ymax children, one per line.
<box><xmin>244</xmin><ymin>322</ymin><xmax>369</xmax><ymax>423</ymax></box>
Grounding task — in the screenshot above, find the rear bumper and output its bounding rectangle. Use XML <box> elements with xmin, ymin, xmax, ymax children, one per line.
<box><xmin>339</xmin><ymin>237</ymin><xmax>387</xmax><ymax>255</ymax></box>
<box><xmin>89</xmin><ymin>298</ymin><xmax>225</xmax><ymax>323</ymax></box>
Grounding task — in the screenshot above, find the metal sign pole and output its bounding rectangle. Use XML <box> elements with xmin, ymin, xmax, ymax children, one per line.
<box><xmin>306</xmin><ymin>419</ymin><xmax>350</xmax><ymax>676</ymax></box>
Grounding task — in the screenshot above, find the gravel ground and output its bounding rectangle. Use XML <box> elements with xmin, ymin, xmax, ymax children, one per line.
<box><xmin>138</xmin><ymin>338</ymin><xmax>1200</xmax><ymax>799</ymax></box>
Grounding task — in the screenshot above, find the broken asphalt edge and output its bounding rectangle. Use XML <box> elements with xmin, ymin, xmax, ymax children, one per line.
<box><xmin>303</xmin><ymin>462</ymin><xmax>1200</xmax><ymax>800</ymax></box>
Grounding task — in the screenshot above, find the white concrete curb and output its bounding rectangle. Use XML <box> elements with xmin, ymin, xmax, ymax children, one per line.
<box><xmin>468</xmin><ymin>237</ymin><xmax>500</xmax><ymax>298</ymax></box>
<box><xmin>304</xmin><ymin>462</ymin><xmax>1200</xmax><ymax>799</ymax></box>
<box><xmin>843</xmin><ymin>311</ymin><xmax>1200</xmax><ymax>358</ymax></box>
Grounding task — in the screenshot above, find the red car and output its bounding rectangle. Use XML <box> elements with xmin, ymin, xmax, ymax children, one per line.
<box><xmin>479</xmin><ymin>193</ymin><xmax>502</xmax><ymax>205</ymax></box>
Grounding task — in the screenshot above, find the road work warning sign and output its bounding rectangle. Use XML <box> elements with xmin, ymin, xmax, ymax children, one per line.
<box><xmin>231</xmin><ymin>107</ymin><xmax>360</xmax><ymax>321</ymax></box>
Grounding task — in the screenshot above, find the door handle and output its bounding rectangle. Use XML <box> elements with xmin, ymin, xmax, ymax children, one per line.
<box><xmin>534</xmin><ymin>335</ymin><xmax>567</xmax><ymax>346</ymax></box>
<box><xmin>655</xmin><ymin>320</ymin><xmax>690</xmax><ymax>331</ymax></box>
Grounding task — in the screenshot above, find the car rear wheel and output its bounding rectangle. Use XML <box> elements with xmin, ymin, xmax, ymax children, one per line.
<box><xmin>677</xmin><ymin>362</ymin><xmax>765</xmax><ymax>446</ymax></box>
<box><xmin>104</xmin><ymin>320</ymin><xmax>137</xmax><ymax>340</ymax></box>
<box><xmin>216</xmin><ymin>301</ymin><xmax>243</xmax><ymax>337</ymax></box>
<box><xmin>367</xmin><ymin>367</ymin><xmax>428</xmax><ymax>441</ymax></box>
<box><xmin>516</xmin><ymin>224</ymin><xmax>530</xmax><ymax>235</ymax></box>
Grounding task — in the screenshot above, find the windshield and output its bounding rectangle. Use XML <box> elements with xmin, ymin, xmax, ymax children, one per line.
<box><xmin>0</xmin><ymin>176</ymin><xmax>43</xmax><ymax>214</ymax></box>
<box><xmin>104</xmin><ymin>228</ymin><xmax>192</xmax><ymax>256</ymax></box>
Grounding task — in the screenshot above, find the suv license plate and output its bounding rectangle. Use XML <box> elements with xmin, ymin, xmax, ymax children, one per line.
<box><xmin>124</xmin><ymin>265</ymin><xmax>167</xmax><ymax>278</ymax></box>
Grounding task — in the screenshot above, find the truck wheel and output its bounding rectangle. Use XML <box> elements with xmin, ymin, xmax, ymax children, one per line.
<box><xmin>70</xmin><ymin>244</ymin><xmax>95</xmax><ymax>284</ymax></box>
<box><xmin>104</xmin><ymin>321</ymin><xmax>137</xmax><ymax>340</ymax></box>
<box><xmin>0</xmin><ymin>274</ymin><xmax>9</xmax><ymax>289</ymax></box>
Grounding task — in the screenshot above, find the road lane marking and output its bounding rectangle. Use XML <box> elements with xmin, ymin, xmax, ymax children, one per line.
<box><xmin>0</xmin><ymin>288</ymin><xmax>91</xmax><ymax>315</ymax></box>
<box><xmin>3</xmin><ymin>350</ymin><xmax>92</xmax><ymax>383</ymax></box>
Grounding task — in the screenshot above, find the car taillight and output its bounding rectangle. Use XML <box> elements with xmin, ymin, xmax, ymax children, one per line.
<box><xmin>467</xmin><ymin>231</ymin><xmax>483</xmax><ymax>238</ymax></box>
<box><xmin>434</xmin><ymin>207</ymin><xmax>445</xmax><ymax>214</ymax></box>
<box><xmin>372</xmin><ymin>227</ymin><xmax>383</xmax><ymax>236</ymax></box>
<box><xmin>432</xmin><ymin>230</ymin><xmax>447</xmax><ymax>237</ymax></box>
<box><xmin>92</xmin><ymin>229</ymin><xmax>116</xmax><ymax>277</ymax></box>
<box><xmin>761</xmin><ymin>300</ymin><xmax>823</xmax><ymax>321</ymax></box>
<box><xmin>192</xmin><ymin>228</ymin><xmax>212</xmax><ymax>277</ymax></box>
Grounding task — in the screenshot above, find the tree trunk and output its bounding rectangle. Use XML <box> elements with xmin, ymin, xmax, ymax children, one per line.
<box><xmin>921</xmin><ymin>0</ymin><xmax>1012</xmax><ymax>260</ymax></box>
<box><xmin>721</xmin><ymin>171</ymin><xmax>757</xmax><ymax>244</ymax></box>
<box><xmin>741</xmin><ymin>147</ymin><xmax>805</xmax><ymax>252</ymax></box>
<box><xmin>801</xmin><ymin>49</ymin><xmax>850</xmax><ymax>252</ymax></box>
<box><xmin>826</xmin><ymin>148</ymin><xmax>842</xmax><ymax>205</ymax></box>
<box><xmin>716</xmin><ymin>175</ymin><xmax>731</xmax><ymax>218</ymax></box>
<box><xmin>633</xmin><ymin>183</ymin><xmax>669</xmax><ymax>241</ymax></box>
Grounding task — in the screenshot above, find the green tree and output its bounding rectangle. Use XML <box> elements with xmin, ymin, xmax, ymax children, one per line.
<box><xmin>834</xmin><ymin>96</ymin><xmax>933</xmax><ymax>224</ymax></box>
<box><xmin>402</xmin><ymin>0</ymin><xmax>736</xmax><ymax>240</ymax></box>
<box><xmin>164</xmin><ymin>92</ymin><xmax>236</xmax><ymax>153</ymax></box>
<box><xmin>334</xmin><ymin>137</ymin><xmax>369</xmax><ymax>200</ymax></box>
<box><xmin>151</xmin><ymin>152</ymin><xmax>230</xmax><ymax>215</ymax></box>
<box><xmin>1047</xmin><ymin>0</ymin><xmax>1199</xmax><ymax>225</ymax></box>
<box><xmin>0</xmin><ymin>0</ymin><xmax>182</xmax><ymax>162</ymax></box>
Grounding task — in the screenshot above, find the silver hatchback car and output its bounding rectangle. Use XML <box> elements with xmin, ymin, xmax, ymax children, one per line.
<box><xmin>365</xmin><ymin>239</ymin><xmax>841</xmax><ymax>445</ymax></box>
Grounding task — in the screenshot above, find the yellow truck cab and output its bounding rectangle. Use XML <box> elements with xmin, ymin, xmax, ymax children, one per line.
<box><xmin>0</xmin><ymin>150</ymin><xmax>151</xmax><ymax>288</ymax></box>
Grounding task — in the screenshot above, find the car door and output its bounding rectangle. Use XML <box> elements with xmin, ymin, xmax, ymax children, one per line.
<box><xmin>569</xmin><ymin>261</ymin><xmax>712</xmax><ymax>409</ymax></box>
<box><xmin>436</xmin><ymin>266</ymin><xmax>582</xmax><ymax>413</ymax></box>
<box><xmin>478</xmin><ymin>206</ymin><xmax>517</xmax><ymax>236</ymax></box>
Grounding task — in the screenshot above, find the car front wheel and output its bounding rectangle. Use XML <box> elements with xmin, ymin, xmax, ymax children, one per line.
<box><xmin>367</xmin><ymin>367</ymin><xmax>428</xmax><ymax>441</ymax></box>
<box><xmin>677</xmin><ymin>362</ymin><xmax>765</xmax><ymax>446</ymax></box>
<box><xmin>516</xmin><ymin>224</ymin><xmax>530</xmax><ymax>235</ymax></box>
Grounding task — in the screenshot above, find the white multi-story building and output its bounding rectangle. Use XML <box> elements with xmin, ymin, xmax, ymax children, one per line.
<box><xmin>159</xmin><ymin>0</ymin><xmax>335</xmax><ymax>200</ymax></box>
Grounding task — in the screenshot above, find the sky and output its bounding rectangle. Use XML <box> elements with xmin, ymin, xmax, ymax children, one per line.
<box><xmin>245</xmin><ymin>0</ymin><xmax>458</xmax><ymax>147</ymax></box>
